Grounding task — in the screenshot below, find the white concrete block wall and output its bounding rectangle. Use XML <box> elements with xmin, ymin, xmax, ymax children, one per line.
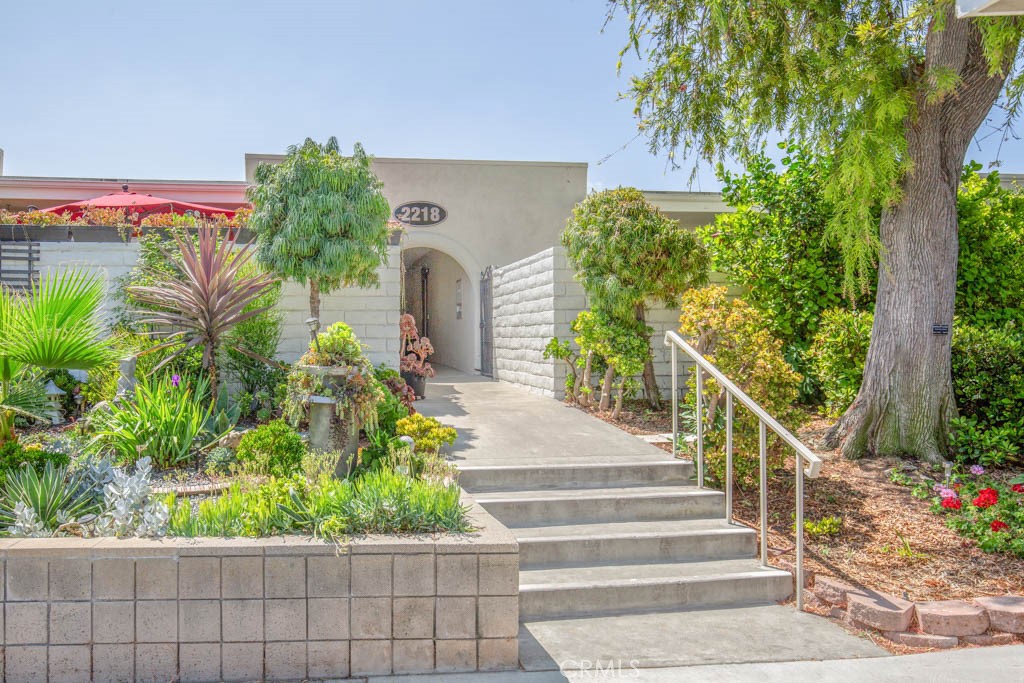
<box><xmin>492</xmin><ymin>248</ymin><xmax>561</xmax><ymax>397</ymax></box>
<box><xmin>492</xmin><ymin>247</ymin><xmax>745</xmax><ymax>403</ymax></box>
<box><xmin>34</xmin><ymin>241</ymin><xmax>402</xmax><ymax>369</ymax></box>
<box><xmin>277</xmin><ymin>246</ymin><xmax>402</xmax><ymax>367</ymax></box>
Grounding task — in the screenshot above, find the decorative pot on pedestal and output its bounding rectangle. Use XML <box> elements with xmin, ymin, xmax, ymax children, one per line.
<box><xmin>298</xmin><ymin>365</ymin><xmax>361</xmax><ymax>476</ymax></box>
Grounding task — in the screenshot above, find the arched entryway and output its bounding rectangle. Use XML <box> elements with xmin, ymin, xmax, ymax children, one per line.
<box><xmin>401</xmin><ymin>231</ymin><xmax>482</xmax><ymax>374</ymax></box>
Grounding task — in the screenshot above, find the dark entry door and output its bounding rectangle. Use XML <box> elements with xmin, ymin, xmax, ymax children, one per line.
<box><xmin>479</xmin><ymin>266</ymin><xmax>494</xmax><ymax>377</ymax></box>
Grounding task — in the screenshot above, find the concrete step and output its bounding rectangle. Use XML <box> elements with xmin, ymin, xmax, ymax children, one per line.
<box><xmin>473</xmin><ymin>485</ymin><xmax>723</xmax><ymax>527</ymax></box>
<box><xmin>519</xmin><ymin>559</ymin><xmax>793</xmax><ymax>618</ymax></box>
<box><xmin>458</xmin><ymin>460</ymin><xmax>694</xmax><ymax>493</ymax></box>
<box><xmin>515</xmin><ymin>519</ymin><xmax>756</xmax><ymax>567</ymax></box>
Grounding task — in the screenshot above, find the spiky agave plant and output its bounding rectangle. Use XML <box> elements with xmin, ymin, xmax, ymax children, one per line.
<box><xmin>0</xmin><ymin>269</ymin><xmax>113</xmax><ymax>444</ymax></box>
<box><xmin>127</xmin><ymin>225</ymin><xmax>280</xmax><ymax>398</ymax></box>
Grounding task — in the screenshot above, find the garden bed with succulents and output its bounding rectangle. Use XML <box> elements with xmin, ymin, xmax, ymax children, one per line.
<box><xmin>0</xmin><ymin>224</ymin><xmax>466</xmax><ymax>543</ymax></box>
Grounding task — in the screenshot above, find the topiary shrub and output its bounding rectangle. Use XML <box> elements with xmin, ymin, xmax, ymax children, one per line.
<box><xmin>678</xmin><ymin>286</ymin><xmax>804</xmax><ymax>487</ymax></box>
<box><xmin>236</xmin><ymin>420</ymin><xmax>306</xmax><ymax>477</ymax></box>
<box><xmin>805</xmin><ymin>309</ymin><xmax>873</xmax><ymax>418</ymax></box>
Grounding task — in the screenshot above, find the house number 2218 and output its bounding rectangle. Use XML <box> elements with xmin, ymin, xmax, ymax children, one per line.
<box><xmin>394</xmin><ymin>201</ymin><xmax>447</xmax><ymax>227</ymax></box>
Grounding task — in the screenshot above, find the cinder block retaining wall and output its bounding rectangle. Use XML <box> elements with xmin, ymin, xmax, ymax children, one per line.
<box><xmin>0</xmin><ymin>501</ymin><xmax>519</xmax><ymax>681</ymax></box>
<box><xmin>34</xmin><ymin>242</ymin><xmax>403</xmax><ymax>369</ymax></box>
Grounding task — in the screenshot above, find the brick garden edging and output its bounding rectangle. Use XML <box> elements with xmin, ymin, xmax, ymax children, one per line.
<box><xmin>0</xmin><ymin>497</ymin><xmax>519</xmax><ymax>681</ymax></box>
<box><xmin>781</xmin><ymin>565</ymin><xmax>1024</xmax><ymax>649</ymax></box>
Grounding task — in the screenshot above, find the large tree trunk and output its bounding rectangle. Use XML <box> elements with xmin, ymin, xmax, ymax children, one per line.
<box><xmin>826</xmin><ymin>14</ymin><xmax>1010</xmax><ymax>462</ymax></box>
<box><xmin>635</xmin><ymin>304</ymin><xmax>662</xmax><ymax>410</ymax></box>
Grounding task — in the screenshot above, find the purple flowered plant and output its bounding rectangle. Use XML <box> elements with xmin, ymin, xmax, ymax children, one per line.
<box><xmin>171</xmin><ymin>374</ymin><xmax>181</xmax><ymax>388</ymax></box>
<box><xmin>970</xmin><ymin>465</ymin><xmax>985</xmax><ymax>476</ymax></box>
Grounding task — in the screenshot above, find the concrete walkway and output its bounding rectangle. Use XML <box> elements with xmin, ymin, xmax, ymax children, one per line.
<box><xmin>418</xmin><ymin>369</ymin><xmax>890</xmax><ymax>672</ymax></box>
<box><xmin>418</xmin><ymin>367</ymin><xmax>677</xmax><ymax>466</ymax></box>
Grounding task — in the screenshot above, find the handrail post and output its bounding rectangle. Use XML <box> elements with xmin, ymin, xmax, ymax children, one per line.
<box><xmin>759</xmin><ymin>420</ymin><xmax>768</xmax><ymax>567</ymax></box>
<box><xmin>796</xmin><ymin>457</ymin><xmax>805</xmax><ymax>610</ymax></box>
<box><xmin>671</xmin><ymin>345</ymin><xmax>678</xmax><ymax>457</ymax></box>
<box><xmin>725</xmin><ymin>392</ymin><xmax>733</xmax><ymax>524</ymax></box>
<box><xmin>695</xmin><ymin>365</ymin><xmax>704</xmax><ymax>488</ymax></box>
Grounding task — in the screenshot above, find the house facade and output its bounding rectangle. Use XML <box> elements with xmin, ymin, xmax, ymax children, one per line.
<box><xmin>0</xmin><ymin>150</ymin><xmax>736</xmax><ymax>396</ymax></box>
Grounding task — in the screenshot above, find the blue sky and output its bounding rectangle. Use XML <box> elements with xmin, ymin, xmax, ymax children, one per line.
<box><xmin>1</xmin><ymin>1</ymin><xmax>1020</xmax><ymax>191</ymax></box>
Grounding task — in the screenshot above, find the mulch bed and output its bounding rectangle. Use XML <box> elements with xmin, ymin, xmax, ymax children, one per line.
<box><xmin>579</xmin><ymin>400</ymin><xmax>1024</xmax><ymax>601</ymax></box>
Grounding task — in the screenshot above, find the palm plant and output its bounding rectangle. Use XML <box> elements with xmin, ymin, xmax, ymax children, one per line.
<box><xmin>127</xmin><ymin>225</ymin><xmax>280</xmax><ymax>397</ymax></box>
<box><xmin>0</xmin><ymin>269</ymin><xmax>113</xmax><ymax>444</ymax></box>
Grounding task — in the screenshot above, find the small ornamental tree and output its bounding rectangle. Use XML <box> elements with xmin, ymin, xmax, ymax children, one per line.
<box><xmin>561</xmin><ymin>187</ymin><xmax>709</xmax><ymax>408</ymax></box>
<box><xmin>247</xmin><ymin>137</ymin><xmax>391</xmax><ymax>320</ymax></box>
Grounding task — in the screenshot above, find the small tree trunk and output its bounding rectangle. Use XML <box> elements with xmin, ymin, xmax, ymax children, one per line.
<box><xmin>563</xmin><ymin>359</ymin><xmax>578</xmax><ymax>403</ymax></box>
<box><xmin>599</xmin><ymin>366</ymin><xmax>615</xmax><ymax>412</ymax></box>
<box><xmin>309</xmin><ymin>279</ymin><xmax>321</xmax><ymax>320</ymax></box>
<box><xmin>826</xmin><ymin>17</ymin><xmax>1009</xmax><ymax>462</ymax></box>
<box><xmin>580</xmin><ymin>350</ymin><xmax>594</xmax><ymax>407</ymax></box>
<box><xmin>612</xmin><ymin>380</ymin><xmax>626</xmax><ymax>419</ymax></box>
<box><xmin>634</xmin><ymin>304</ymin><xmax>662</xmax><ymax>410</ymax></box>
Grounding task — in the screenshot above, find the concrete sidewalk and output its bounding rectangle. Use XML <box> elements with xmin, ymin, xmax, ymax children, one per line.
<box><xmin>366</xmin><ymin>644</ymin><xmax>1024</xmax><ymax>682</ymax></box>
<box><xmin>418</xmin><ymin>367</ymin><xmax>675</xmax><ymax>466</ymax></box>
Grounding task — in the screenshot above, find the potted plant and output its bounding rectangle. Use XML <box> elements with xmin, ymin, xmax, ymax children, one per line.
<box><xmin>400</xmin><ymin>313</ymin><xmax>435</xmax><ymax>398</ymax></box>
<box><xmin>284</xmin><ymin>322</ymin><xmax>383</xmax><ymax>472</ymax></box>
<box><xmin>0</xmin><ymin>210</ymin><xmax>70</xmax><ymax>242</ymax></box>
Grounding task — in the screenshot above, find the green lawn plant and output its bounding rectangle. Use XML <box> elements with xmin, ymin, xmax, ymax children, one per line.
<box><xmin>679</xmin><ymin>287</ymin><xmax>804</xmax><ymax>487</ymax></box>
<box><xmin>87</xmin><ymin>374</ymin><xmax>213</xmax><ymax>468</ymax></box>
<box><xmin>235</xmin><ymin>419</ymin><xmax>306</xmax><ymax>477</ymax></box>
<box><xmin>0</xmin><ymin>269</ymin><xmax>113</xmax><ymax>444</ymax></box>
<box><xmin>0</xmin><ymin>461</ymin><xmax>99</xmax><ymax>533</ymax></box>
<box><xmin>395</xmin><ymin>413</ymin><xmax>457</xmax><ymax>456</ymax></box>
<box><xmin>167</xmin><ymin>468</ymin><xmax>468</xmax><ymax>539</ymax></box>
<box><xmin>806</xmin><ymin>309</ymin><xmax>875</xmax><ymax>418</ymax></box>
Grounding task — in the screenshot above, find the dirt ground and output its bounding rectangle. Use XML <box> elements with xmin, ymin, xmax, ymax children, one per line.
<box><xmin>582</xmin><ymin>399</ymin><xmax>1024</xmax><ymax>601</ymax></box>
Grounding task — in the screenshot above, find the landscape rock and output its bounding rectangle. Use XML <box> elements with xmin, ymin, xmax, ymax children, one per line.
<box><xmin>219</xmin><ymin>429</ymin><xmax>249</xmax><ymax>449</ymax></box>
<box><xmin>916</xmin><ymin>600</ymin><xmax>989</xmax><ymax>637</ymax></box>
<box><xmin>813</xmin><ymin>576</ymin><xmax>861</xmax><ymax>608</ymax></box>
<box><xmin>848</xmin><ymin>590</ymin><xmax>915</xmax><ymax>632</ymax></box>
<box><xmin>774</xmin><ymin>558</ymin><xmax>814</xmax><ymax>588</ymax></box>
<box><xmin>973</xmin><ymin>596</ymin><xmax>1024</xmax><ymax>634</ymax></box>
<box><xmin>961</xmin><ymin>633</ymin><xmax>1019</xmax><ymax>646</ymax></box>
<box><xmin>882</xmin><ymin>631</ymin><xmax>958</xmax><ymax>649</ymax></box>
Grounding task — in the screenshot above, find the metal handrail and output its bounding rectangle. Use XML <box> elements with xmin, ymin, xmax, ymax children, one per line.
<box><xmin>664</xmin><ymin>330</ymin><xmax>823</xmax><ymax>610</ymax></box>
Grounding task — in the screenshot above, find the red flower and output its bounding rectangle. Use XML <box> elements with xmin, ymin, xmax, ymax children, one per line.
<box><xmin>1012</xmin><ymin>483</ymin><xmax>1024</xmax><ymax>494</ymax></box>
<box><xmin>991</xmin><ymin>520</ymin><xmax>1010</xmax><ymax>533</ymax></box>
<box><xmin>973</xmin><ymin>488</ymin><xmax>999</xmax><ymax>508</ymax></box>
<box><xmin>941</xmin><ymin>497</ymin><xmax>962</xmax><ymax>510</ymax></box>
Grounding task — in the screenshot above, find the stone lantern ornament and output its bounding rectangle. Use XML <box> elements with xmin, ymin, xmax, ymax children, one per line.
<box><xmin>284</xmin><ymin>320</ymin><xmax>384</xmax><ymax>475</ymax></box>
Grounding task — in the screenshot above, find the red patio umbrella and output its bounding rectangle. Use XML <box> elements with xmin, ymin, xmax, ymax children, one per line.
<box><xmin>42</xmin><ymin>184</ymin><xmax>235</xmax><ymax>222</ymax></box>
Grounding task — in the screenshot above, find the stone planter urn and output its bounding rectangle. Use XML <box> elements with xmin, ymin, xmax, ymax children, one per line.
<box><xmin>297</xmin><ymin>364</ymin><xmax>361</xmax><ymax>475</ymax></box>
<box><xmin>401</xmin><ymin>371</ymin><xmax>427</xmax><ymax>399</ymax></box>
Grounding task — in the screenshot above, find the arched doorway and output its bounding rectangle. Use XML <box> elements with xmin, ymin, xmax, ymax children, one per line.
<box><xmin>401</xmin><ymin>231</ymin><xmax>482</xmax><ymax>374</ymax></box>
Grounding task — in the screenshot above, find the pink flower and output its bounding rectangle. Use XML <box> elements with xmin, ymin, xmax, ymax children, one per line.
<box><xmin>970</xmin><ymin>465</ymin><xmax>985</xmax><ymax>476</ymax></box>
